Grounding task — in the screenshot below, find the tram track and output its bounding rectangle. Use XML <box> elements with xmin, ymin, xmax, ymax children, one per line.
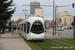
<box><xmin>24</xmin><ymin>39</ymin><xmax>74</xmax><ymax>50</ymax></box>
<box><xmin>48</xmin><ymin>39</ymin><xmax>69</xmax><ymax>47</ymax></box>
<box><xmin>44</xmin><ymin>39</ymin><xmax>75</xmax><ymax>50</ymax></box>
<box><xmin>43</xmin><ymin>42</ymin><xmax>62</xmax><ymax>50</ymax></box>
<box><xmin>57</xmin><ymin>39</ymin><xmax>75</xmax><ymax>45</ymax></box>
<box><xmin>31</xmin><ymin>42</ymin><xmax>43</xmax><ymax>50</ymax></box>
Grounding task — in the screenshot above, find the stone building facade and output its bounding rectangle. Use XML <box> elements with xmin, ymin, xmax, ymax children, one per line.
<box><xmin>57</xmin><ymin>11</ymin><xmax>73</xmax><ymax>27</ymax></box>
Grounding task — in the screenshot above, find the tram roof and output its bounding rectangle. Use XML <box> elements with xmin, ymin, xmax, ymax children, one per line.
<box><xmin>19</xmin><ymin>17</ymin><xmax>44</xmax><ymax>24</ymax></box>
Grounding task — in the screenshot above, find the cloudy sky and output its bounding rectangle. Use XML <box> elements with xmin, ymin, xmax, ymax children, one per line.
<box><xmin>12</xmin><ymin>0</ymin><xmax>75</xmax><ymax>21</ymax></box>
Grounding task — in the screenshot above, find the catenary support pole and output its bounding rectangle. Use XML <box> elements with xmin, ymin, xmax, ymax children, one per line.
<box><xmin>53</xmin><ymin>0</ymin><xmax>55</xmax><ymax>36</ymax></box>
<box><xmin>73</xmin><ymin>16</ymin><xmax>75</xmax><ymax>39</ymax></box>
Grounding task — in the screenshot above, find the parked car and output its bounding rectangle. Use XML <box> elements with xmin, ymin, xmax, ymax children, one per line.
<box><xmin>59</xmin><ymin>27</ymin><xmax>64</xmax><ymax>31</ymax></box>
<box><xmin>64</xmin><ymin>27</ymin><xmax>68</xmax><ymax>29</ymax></box>
<box><xmin>58</xmin><ymin>25</ymin><xmax>64</xmax><ymax>31</ymax></box>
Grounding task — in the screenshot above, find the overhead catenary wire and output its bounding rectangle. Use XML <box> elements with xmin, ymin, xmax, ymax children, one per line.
<box><xmin>31</xmin><ymin>0</ymin><xmax>33</xmax><ymax>1</ymax></box>
<box><xmin>22</xmin><ymin>4</ymin><xmax>72</xmax><ymax>7</ymax></box>
<box><xmin>43</xmin><ymin>0</ymin><xmax>51</xmax><ymax>5</ymax></box>
<box><xmin>23</xmin><ymin>0</ymin><xmax>34</xmax><ymax>11</ymax></box>
<box><xmin>58</xmin><ymin>5</ymin><xmax>72</xmax><ymax>7</ymax></box>
<box><xmin>22</xmin><ymin>4</ymin><xmax>52</xmax><ymax>7</ymax></box>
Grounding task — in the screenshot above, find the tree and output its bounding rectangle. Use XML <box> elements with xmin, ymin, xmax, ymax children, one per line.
<box><xmin>0</xmin><ymin>0</ymin><xmax>16</xmax><ymax>25</ymax></box>
<box><xmin>15</xmin><ymin>18</ymin><xmax>24</xmax><ymax>25</ymax></box>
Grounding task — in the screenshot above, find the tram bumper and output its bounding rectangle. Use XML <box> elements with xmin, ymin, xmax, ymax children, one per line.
<box><xmin>26</xmin><ymin>33</ymin><xmax>44</xmax><ymax>40</ymax></box>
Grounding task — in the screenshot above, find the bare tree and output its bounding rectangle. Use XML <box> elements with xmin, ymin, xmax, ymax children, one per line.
<box><xmin>15</xmin><ymin>18</ymin><xmax>24</xmax><ymax>25</ymax></box>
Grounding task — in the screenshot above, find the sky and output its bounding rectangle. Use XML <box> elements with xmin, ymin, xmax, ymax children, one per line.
<box><xmin>11</xmin><ymin>0</ymin><xmax>75</xmax><ymax>21</ymax></box>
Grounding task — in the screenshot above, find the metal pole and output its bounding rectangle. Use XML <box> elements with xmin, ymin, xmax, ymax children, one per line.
<box><xmin>23</xmin><ymin>10</ymin><xmax>28</xmax><ymax>19</ymax></box>
<box><xmin>73</xmin><ymin>26</ymin><xmax>75</xmax><ymax>39</ymax></box>
<box><xmin>25</xmin><ymin>12</ymin><xmax>26</xmax><ymax>19</ymax></box>
<box><xmin>73</xmin><ymin>16</ymin><xmax>75</xmax><ymax>39</ymax></box>
<box><xmin>53</xmin><ymin>0</ymin><xmax>55</xmax><ymax>36</ymax></box>
<box><xmin>23</xmin><ymin>10</ymin><xmax>26</xmax><ymax>19</ymax></box>
<box><xmin>70</xmin><ymin>17</ymin><xmax>71</xmax><ymax>28</ymax></box>
<box><xmin>12</xmin><ymin>25</ymin><xmax>13</xmax><ymax>35</ymax></box>
<box><xmin>55</xmin><ymin>5</ymin><xmax>56</xmax><ymax>35</ymax></box>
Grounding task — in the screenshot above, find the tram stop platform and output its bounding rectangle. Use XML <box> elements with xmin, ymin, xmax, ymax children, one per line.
<box><xmin>0</xmin><ymin>31</ymin><xmax>31</xmax><ymax>50</ymax></box>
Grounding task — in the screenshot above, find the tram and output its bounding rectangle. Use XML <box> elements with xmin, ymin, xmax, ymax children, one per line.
<box><xmin>18</xmin><ymin>17</ymin><xmax>45</xmax><ymax>40</ymax></box>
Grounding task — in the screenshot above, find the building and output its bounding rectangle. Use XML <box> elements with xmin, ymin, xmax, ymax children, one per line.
<box><xmin>50</xmin><ymin>20</ymin><xmax>54</xmax><ymax>27</ymax></box>
<box><xmin>58</xmin><ymin>11</ymin><xmax>73</xmax><ymax>27</ymax></box>
<box><xmin>28</xmin><ymin>8</ymin><xmax>44</xmax><ymax>18</ymax></box>
<box><xmin>29</xmin><ymin>2</ymin><xmax>44</xmax><ymax>18</ymax></box>
<box><xmin>35</xmin><ymin>8</ymin><xmax>44</xmax><ymax>18</ymax></box>
<box><xmin>44</xmin><ymin>20</ymin><xmax>50</xmax><ymax>29</ymax></box>
<box><xmin>28</xmin><ymin>14</ymin><xmax>35</xmax><ymax>17</ymax></box>
<box><xmin>30</xmin><ymin>2</ymin><xmax>40</xmax><ymax>14</ymax></box>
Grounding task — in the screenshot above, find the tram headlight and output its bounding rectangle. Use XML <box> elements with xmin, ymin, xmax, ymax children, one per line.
<box><xmin>31</xmin><ymin>33</ymin><xmax>33</xmax><ymax>36</ymax></box>
<box><xmin>42</xmin><ymin>34</ymin><xmax>44</xmax><ymax>36</ymax></box>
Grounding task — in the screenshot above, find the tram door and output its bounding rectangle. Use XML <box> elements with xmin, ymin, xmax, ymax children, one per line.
<box><xmin>27</xmin><ymin>22</ymin><xmax>30</xmax><ymax>33</ymax></box>
<box><xmin>24</xmin><ymin>22</ymin><xmax>30</xmax><ymax>34</ymax></box>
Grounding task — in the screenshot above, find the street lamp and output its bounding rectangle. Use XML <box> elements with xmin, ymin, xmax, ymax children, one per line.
<box><xmin>22</xmin><ymin>10</ymin><xmax>28</xmax><ymax>19</ymax></box>
<box><xmin>53</xmin><ymin>0</ymin><xmax>55</xmax><ymax>36</ymax></box>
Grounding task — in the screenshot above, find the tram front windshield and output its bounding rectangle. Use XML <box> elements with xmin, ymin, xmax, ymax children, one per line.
<box><xmin>31</xmin><ymin>21</ymin><xmax>44</xmax><ymax>34</ymax></box>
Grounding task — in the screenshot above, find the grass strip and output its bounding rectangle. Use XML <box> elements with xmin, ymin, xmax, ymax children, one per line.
<box><xmin>24</xmin><ymin>39</ymin><xmax>74</xmax><ymax>50</ymax></box>
<box><xmin>24</xmin><ymin>40</ymin><xmax>39</xmax><ymax>50</ymax></box>
<box><xmin>62</xmin><ymin>38</ymin><xmax>75</xmax><ymax>43</ymax></box>
<box><xmin>44</xmin><ymin>39</ymin><xmax>66</xmax><ymax>50</ymax></box>
<box><xmin>44</xmin><ymin>39</ymin><xmax>64</xmax><ymax>47</ymax></box>
<box><xmin>53</xmin><ymin>39</ymin><xmax>75</xmax><ymax>47</ymax></box>
<box><xmin>45</xmin><ymin>39</ymin><xmax>73</xmax><ymax>50</ymax></box>
<box><xmin>49</xmin><ymin>39</ymin><xmax>74</xmax><ymax>50</ymax></box>
<box><xmin>34</xmin><ymin>42</ymin><xmax>57</xmax><ymax>50</ymax></box>
<box><xmin>50</xmin><ymin>39</ymin><xmax>73</xmax><ymax>46</ymax></box>
<box><xmin>55</xmin><ymin>39</ymin><xmax>75</xmax><ymax>45</ymax></box>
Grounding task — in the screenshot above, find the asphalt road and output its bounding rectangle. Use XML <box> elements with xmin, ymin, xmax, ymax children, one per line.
<box><xmin>46</xmin><ymin>29</ymin><xmax>73</xmax><ymax>38</ymax></box>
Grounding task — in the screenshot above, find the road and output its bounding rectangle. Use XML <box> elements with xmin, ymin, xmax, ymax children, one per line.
<box><xmin>45</xmin><ymin>29</ymin><xmax>73</xmax><ymax>38</ymax></box>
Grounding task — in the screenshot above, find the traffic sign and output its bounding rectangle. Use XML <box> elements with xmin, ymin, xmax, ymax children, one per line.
<box><xmin>72</xmin><ymin>3</ymin><xmax>75</xmax><ymax>8</ymax></box>
<box><xmin>59</xmin><ymin>18</ymin><xmax>61</xmax><ymax>22</ymax></box>
<box><xmin>11</xmin><ymin>22</ymin><xmax>14</xmax><ymax>25</ymax></box>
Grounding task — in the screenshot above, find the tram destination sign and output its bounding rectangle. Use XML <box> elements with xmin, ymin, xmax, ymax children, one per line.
<box><xmin>34</xmin><ymin>21</ymin><xmax>41</xmax><ymax>25</ymax></box>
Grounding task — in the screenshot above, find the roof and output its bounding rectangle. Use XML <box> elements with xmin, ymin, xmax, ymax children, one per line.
<box><xmin>19</xmin><ymin>17</ymin><xmax>44</xmax><ymax>24</ymax></box>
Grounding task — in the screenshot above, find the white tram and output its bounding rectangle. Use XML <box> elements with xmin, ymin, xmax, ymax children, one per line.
<box><xmin>18</xmin><ymin>17</ymin><xmax>45</xmax><ymax>40</ymax></box>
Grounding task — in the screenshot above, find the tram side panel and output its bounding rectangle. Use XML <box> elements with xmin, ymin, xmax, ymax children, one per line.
<box><xmin>18</xmin><ymin>17</ymin><xmax>45</xmax><ymax>40</ymax></box>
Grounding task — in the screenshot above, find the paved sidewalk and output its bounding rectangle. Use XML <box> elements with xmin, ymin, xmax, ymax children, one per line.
<box><xmin>0</xmin><ymin>32</ymin><xmax>31</xmax><ymax>50</ymax></box>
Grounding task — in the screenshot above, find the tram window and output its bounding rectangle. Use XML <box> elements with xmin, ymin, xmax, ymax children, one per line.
<box><xmin>21</xmin><ymin>24</ymin><xmax>23</xmax><ymax>32</ymax></box>
<box><xmin>18</xmin><ymin>26</ymin><xmax>19</xmax><ymax>30</ymax></box>
<box><xmin>20</xmin><ymin>25</ymin><xmax>21</xmax><ymax>31</ymax></box>
<box><xmin>31</xmin><ymin>21</ymin><xmax>44</xmax><ymax>34</ymax></box>
<box><xmin>27</xmin><ymin>22</ymin><xmax>30</xmax><ymax>33</ymax></box>
<box><xmin>18</xmin><ymin>25</ymin><xmax>20</xmax><ymax>31</ymax></box>
<box><xmin>20</xmin><ymin>24</ymin><xmax>22</xmax><ymax>31</ymax></box>
<box><xmin>24</xmin><ymin>24</ymin><xmax>26</xmax><ymax>32</ymax></box>
<box><xmin>18</xmin><ymin>25</ymin><xmax>20</xmax><ymax>30</ymax></box>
